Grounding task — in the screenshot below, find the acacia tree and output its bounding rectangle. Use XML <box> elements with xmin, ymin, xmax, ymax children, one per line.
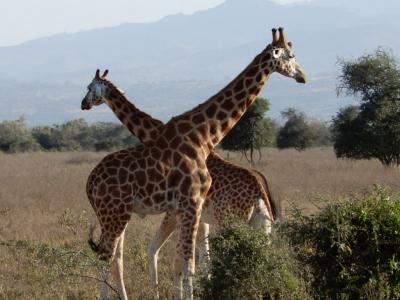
<box><xmin>334</xmin><ymin>48</ymin><xmax>400</xmax><ymax>167</ymax></box>
<box><xmin>220</xmin><ymin>97</ymin><xmax>275</xmax><ymax>165</ymax></box>
<box><xmin>277</xmin><ymin>108</ymin><xmax>314</xmax><ymax>151</ymax></box>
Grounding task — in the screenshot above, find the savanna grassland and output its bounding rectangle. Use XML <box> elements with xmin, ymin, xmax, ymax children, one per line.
<box><xmin>0</xmin><ymin>148</ymin><xmax>399</xmax><ymax>299</ymax></box>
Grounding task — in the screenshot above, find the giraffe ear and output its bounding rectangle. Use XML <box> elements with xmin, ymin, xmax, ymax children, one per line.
<box><xmin>102</xmin><ymin>70</ymin><xmax>109</xmax><ymax>77</ymax></box>
<box><xmin>95</xmin><ymin>69</ymin><xmax>100</xmax><ymax>79</ymax></box>
<box><xmin>117</xmin><ymin>88</ymin><xmax>125</xmax><ymax>94</ymax></box>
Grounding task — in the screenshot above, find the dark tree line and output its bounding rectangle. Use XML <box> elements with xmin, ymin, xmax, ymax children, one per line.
<box><xmin>220</xmin><ymin>98</ymin><xmax>333</xmax><ymax>162</ymax></box>
<box><xmin>0</xmin><ymin>117</ymin><xmax>139</xmax><ymax>153</ymax></box>
<box><xmin>1</xmin><ymin>105</ymin><xmax>332</xmax><ymax>155</ymax></box>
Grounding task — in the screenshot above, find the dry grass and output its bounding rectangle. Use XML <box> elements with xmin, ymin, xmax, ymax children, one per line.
<box><xmin>0</xmin><ymin>148</ymin><xmax>399</xmax><ymax>299</ymax></box>
<box><xmin>228</xmin><ymin>148</ymin><xmax>400</xmax><ymax>214</ymax></box>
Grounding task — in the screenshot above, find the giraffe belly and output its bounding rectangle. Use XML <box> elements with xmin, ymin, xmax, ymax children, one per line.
<box><xmin>130</xmin><ymin>190</ymin><xmax>177</xmax><ymax>217</ymax></box>
<box><xmin>129</xmin><ymin>197</ymin><xmax>168</xmax><ymax>217</ymax></box>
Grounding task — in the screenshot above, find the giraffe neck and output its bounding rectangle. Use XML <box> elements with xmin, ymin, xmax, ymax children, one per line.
<box><xmin>104</xmin><ymin>85</ymin><xmax>164</xmax><ymax>143</ymax></box>
<box><xmin>170</xmin><ymin>51</ymin><xmax>271</xmax><ymax>153</ymax></box>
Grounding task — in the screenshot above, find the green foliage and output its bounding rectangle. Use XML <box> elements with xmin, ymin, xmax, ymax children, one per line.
<box><xmin>0</xmin><ymin>117</ymin><xmax>40</xmax><ymax>153</ymax></box>
<box><xmin>335</xmin><ymin>48</ymin><xmax>400</xmax><ymax>166</ymax></box>
<box><xmin>90</xmin><ymin>122</ymin><xmax>138</xmax><ymax>151</ymax></box>
<box><xmin>331</xmin><ymin>105</ymin><xmax>367</xmax><ymax>159</ymax></box>
<box><xmin>282</xmin><ymin>186</ymin><xmax>400</xmax><ymax>299</ymax></box>
<box><xmin>277</xmin><ymin>108</ymin><xmax>314</xmax><ymax>150</ymax></box>
<box><xmin>309</xmin><ymin>120</ymin><xmax>332</xmax><ymax>147</ymax></box>
<box><xmin>220</xmin><ymin>98</ymin><xmax>275</xmax><ymax>161</ymax></box>
<box><xmin>198</xmin><ymin>219</ymin><xmax>309</xmax><ymax>300</ymax></box>
<box><xmin>31</xmin><ymin>126</ymin><xmax>58</xmax><ymax>150</ymax></box>
<box><xmin>277</xmin><ymin>108</ymin><xmax>332</xmax><ymax>150</ymax></box>
<box><xmin>337</xmin><ymin>48</ymin><xmax>400</xmax><ymax>103</ymax></box>
<box><xmin>51</xmin><ymin>119</ymin><xmax>95</xmax><ymax>151</ymax></box>
<box><xmin>0</xmin><ymin>117</ymin><xmax>139</xmax><ymax>152</ymax></box>
<box><xmin>0</xmin><ymin>239</ymin><xmax>105</xmax><ymax>299</ymax></box>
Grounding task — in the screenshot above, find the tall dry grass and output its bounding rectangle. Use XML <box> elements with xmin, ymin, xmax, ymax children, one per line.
<box><xmin>0</xmin><ymin>148</ymin><xmax>399</xmax><ymax>299</ymax></box>
<box><xmin>228</xmin><ymin>148</ymin><xmax>400</xmax><ymax>214</ymax></box>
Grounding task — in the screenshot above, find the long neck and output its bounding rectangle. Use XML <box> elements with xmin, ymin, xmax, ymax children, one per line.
<box><xmin>169</xmin><ymin>50</ymin><xmax>271</xmax><ymax>153</ymax></box>
<box><xmin>104</xmin><ymin>86</ymin><xmax>164</xmax><ymax>143</ymax></box>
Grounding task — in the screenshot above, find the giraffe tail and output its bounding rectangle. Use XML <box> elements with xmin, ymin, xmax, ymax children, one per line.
<box><xmin>88</xmin><ymin>219</ymin><xmax>100</xmax><ymax>253</ymax></box>
<box><xmin>252</xmin><ymin>169</ymin><xmax>282</xmax><ymax>223</ymax></box>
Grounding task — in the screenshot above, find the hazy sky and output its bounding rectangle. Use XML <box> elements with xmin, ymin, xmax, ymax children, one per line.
<box><xmin>0</xmin><ymin>0</ymin><xmax>306</xmax><ymax>47</ymax></box>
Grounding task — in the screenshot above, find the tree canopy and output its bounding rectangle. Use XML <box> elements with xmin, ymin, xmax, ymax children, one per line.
<box><xmin>220</xmin><ymin>97</ymin><xmax>275</xmax><ymax>164</ymax></box>
<box><xmin>277</xmin><ymin>108</ymin><xmax>314</xmax><ymax>151</ymax></box>
<box><xmin>334</xmin><ymin>48</ymin><xmax>400</xmax><ymax>166</ymax></box>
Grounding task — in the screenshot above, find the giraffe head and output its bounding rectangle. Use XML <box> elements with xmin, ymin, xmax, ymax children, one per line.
<box><xmin>262</xmin><ymin>27</ymin><xmax>306</xmax><ymax>83</ymax></box>
<box><xmin>81</xmin><ymin>69</ymin><xmax>116</xmax><ymax>110</ymax></box>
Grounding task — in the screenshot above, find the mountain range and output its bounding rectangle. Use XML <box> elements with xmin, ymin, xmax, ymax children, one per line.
<box><xmin>1</xmin><ymin>0</ymin><xmax>400</xmax><ymax>125</ymax></box>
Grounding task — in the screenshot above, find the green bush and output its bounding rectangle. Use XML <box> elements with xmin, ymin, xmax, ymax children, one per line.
<box><xmin>0</xmin><ymin>117</ymin><xmax>40</xmax><ymax>153</ymax></box>
<box><xmin>0</xmin><ymin>117</ymin><xmax>140</xmax><ymax>153</ymax></box>
<box><xmin>282</xmin><ymin>186</ymin><xmax>400</xmax><ymax>299</ymax></box>
<box><xmin>198</xmin><ymin>219</ymin><xmax>309</xmax><ymax>300</ymax></box>
<box><xmin>31</xmin><ymin>126</ymin><xmax>58</xmax><ymax>150</ymax></box>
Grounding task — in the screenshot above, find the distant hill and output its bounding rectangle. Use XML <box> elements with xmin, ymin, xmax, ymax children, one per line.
<box><xmin>1</xmin><ymin>0</ymin><xmax>400</xmax><ymax>125</ymax></box>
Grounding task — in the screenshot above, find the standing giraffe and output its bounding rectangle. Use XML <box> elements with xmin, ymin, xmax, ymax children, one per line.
<box><xmin>81</xmin><ymin>73</ymin><xmax>281</xmax><ymax>296</ymax></box>
<box><xmin>82</xmin><ymin>27</ymin><xmax>306</xmax><ymax>300</ymax></box>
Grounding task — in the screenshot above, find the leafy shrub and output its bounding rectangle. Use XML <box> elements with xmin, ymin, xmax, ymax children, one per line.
<box><xmin>282</xmin><ymin>186</ymin><xmax>400</xmax><ymax>299</ymax></box>
<box><xmin>0</xmin><ymin>117</ymin><xmax>140</xmax><ymax>153</ymax></box>
<box><xmin>0</xmin><ymin>117</ymin><xmax>40</xmax><ymax>153</ymax></box>
<box><xmin>198</xmin><ymin>219</ymin><xmax>309</xmax><ymax>300</ymax></box>
<box><xmin>90</xmin><ymin>121</ymin><xmax>139</xmax><ymax>151</ymax></box>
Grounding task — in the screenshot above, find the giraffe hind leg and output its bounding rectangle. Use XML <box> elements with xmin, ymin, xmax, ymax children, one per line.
<box><xmin>96</xmin><ymin>223</ymin><xmax>129</xmax><ymax>299</ymax></box>
<box><xmin>249</xmin><ymin>198</ymin><xmax>273</xmax><ymax>237</ymax></box>
<box><xmin>111</xmin><ymin>231</ymin><xmax>128</xmax><ymax>300</ymax></box>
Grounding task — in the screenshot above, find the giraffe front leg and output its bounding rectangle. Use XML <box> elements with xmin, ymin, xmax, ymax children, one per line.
<box><xmin>147</xmin><ymin>210</ymin><xmax>177</xmax><ymax>299</ymax></box>
<box><xmin>173</xmin><ymin>199</ymin><xmax>204</xmax><ymax>300</ymax></box>
<box><xmin>197</xmin><ymin>222</ymin><xmax>210</xmax><ymax>265</ymax></box>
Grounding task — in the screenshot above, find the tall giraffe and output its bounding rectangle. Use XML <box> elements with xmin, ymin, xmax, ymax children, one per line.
<box><xmin>82</xmin><ymin>27</ymin><xmax>306</xmax><ymax>300</ymax></box>
<box><xmin>82</xmin><ymin>72</ymin><xmax>281</xmax><ymax>296</ymax></box>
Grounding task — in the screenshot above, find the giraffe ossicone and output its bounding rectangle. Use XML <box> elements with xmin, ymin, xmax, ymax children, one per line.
<box><xmin>82</xmin><ymin>27</ymin><xmax>306</xmax><ymax>300</ymax></box>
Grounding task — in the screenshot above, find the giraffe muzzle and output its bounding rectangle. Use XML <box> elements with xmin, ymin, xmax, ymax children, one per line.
<box><xmin>296</xmin><ymin>76</ymin><xmax>307</xmax><ymax>84</ymax></box>
<box><xmin>295</xmin><ymin>70</ymin><xmax>307</xmax><ymax>84</ymax></box>
<box><xmin>81</xmin><ymin>100</ymin><xmax>91</xmax><ymax>110</ymax></box>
